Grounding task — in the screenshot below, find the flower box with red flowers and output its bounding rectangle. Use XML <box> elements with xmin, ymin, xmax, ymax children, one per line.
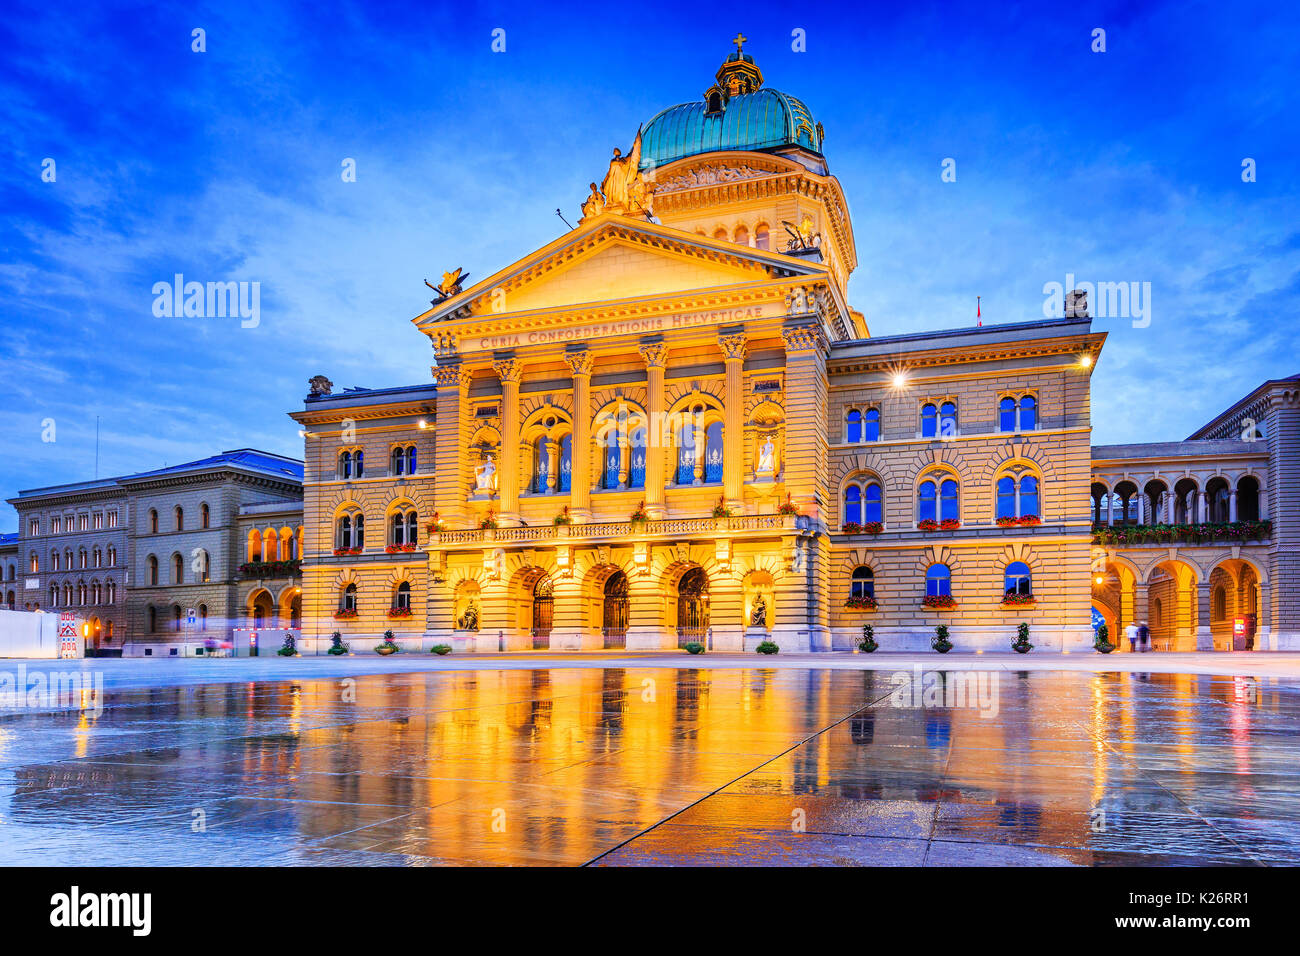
<box><xmin>1000</xmin><ymin>593</ymin><xmax>1036</xmax><ymax>607</ymax></box>
<box><xmin>402</xmin><ymin>542</ymin><xmax>416</xmax><ymax>551</ymax></box>
<box><xmin>1016</xmin><ymin>514</ymin><xmax>1041</xmax><ymax>526</ymax></box>
<box><xmin>844</xmin><ymin>596</ymin><xmax>878</xmax><ymax>611</ymax></box>
<box><xmin>841</xmin><ymin>521</ymin><xmax>862</xmax><ymax>534</ymax></box>
<box><xmin>916</xmin><ymin>519</ymin><xmax>939</xmax><ymax>531</ymax></box>
<box><xmin>861</xmin><ymin>521</ymin><xmax>884</xmax><ymax>535</ymax></box>
<box><xmin>347</xmin><ymin>547</ymin><xmax>363</xmax><ymax>555</ymax></box>
<box><xmin>333</xmin><ymin>548</ymin><xmax>346</xmax><ymax>556</ymax></box>
<box><xmin>777</xmin><ymin>496</ymin><xmax>800</xmax><ymax>517</ymax></box>
<box><xmin>996</xmin><ymin>516</ymin><xmax>1018</xmax><ymax>528</ymax></box>
<box><xmin>386</xmin><ymin>607</ymin><xmax>412</xmax><ymax>619</ymax></box>
<box><xmin>385</xmin><ymin>545</ymin><xmax>400</xmax><ymax>554</ymax></box>
<box><xmin>921</xmin><ymin>595</ymin><xmax>958</xmax><ymax>609</ymax></box>
<box><xmin>333</xmin><ymin>609</ymin><xmax>358</xmax><ymax>620</ymax></box>
<box><xmin>939</xmin><ymin>518</ymin><xmax>961</xmax><ymax>530</ymax></box>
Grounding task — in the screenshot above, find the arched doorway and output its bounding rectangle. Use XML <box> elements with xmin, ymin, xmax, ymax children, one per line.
<box><xmin>531</xmin><ymin>577</ymin><xmax>553</xmax><ymax>649</ymax></box>
<box><xmin>85</xmin><ymin>616</ymin><xmax>102</xmax><ymax>656</ymax></box>
<box><xmin>676</xmin><ymin>567</ymin><xmax>709</xmax><ymax>647</ymax></box>
<box><xmin>602</xmin><ymin>571</ymin><xmax>629</xmax><ymax>649</ymax></box>
<box><xmin>249</xmin><ymin>589</ymin><xmax>274</xmax><ymax>629</ymax></box>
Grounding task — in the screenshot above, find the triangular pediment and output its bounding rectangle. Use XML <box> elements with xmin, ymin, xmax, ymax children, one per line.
<box><xmin>415</xmin><ymin>213</ymin><xmax>825</xmax><ymax>326</ymax></box>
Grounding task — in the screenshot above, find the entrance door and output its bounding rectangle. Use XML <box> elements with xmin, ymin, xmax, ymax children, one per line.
<box><xmin>676</xmin><ymin>567</ymin><xmax>710</xmax><ymax>647</ymax></box>
<box><xmin>531</xmin><ymin>577</ymin><xmax>553</xmax><ymax>649</ymax></box>
<box><xmin>602</xmin><ymin>571</ymin><xmax>629</xmax><ymax>648</ymax></box>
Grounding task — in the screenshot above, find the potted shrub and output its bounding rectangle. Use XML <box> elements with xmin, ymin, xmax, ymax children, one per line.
<box><xmin>426</xmin><ymin>512</ymin><xmax>446</xmax><ymax>536</ymax></box>
<box><xmin>932</xmin><ymin>625</ymin><xmax>953</xmax><ymax>654</ymax></box>
<box><xmin>326</xmin><ymin>632</ymin><xmax>348</xmax><ymax>655</ymax></box>
<box><xmin>755</xmin><ymin>640</ymin><xmax>780</xmax><ymax>655</ymax></box>
<box><xmin>277</xmin><ymin>632</ymin><xmax>297</xmax><ymax>656</ymax></box>
<box><xmin>375</xmin><ymin>630</ymin><xmax>400</xmax><ymax>655</ymax></box>
<box><xmin>479</xmin><ymin>511</ymin><xmax>498</xmax><ymax>532</ymax></box>
<box><xmin>430</xmin><ymin>644</ymin><xmax>452</xmax><ymax>655</ymax></box>
<box><xmin>1012</xmin><ymin>621</ymin><xmax>1033</xmax><ymax>653</ymax></box>
<box><xmin>778</xmin><ymin>495</ymin><xmax>800</xmax><ymax>528</ymax></box>
<box><xmin>711</xmin><ymin>497</ymin><xmax>732</xmax><ymax>529</ymax></box>
<box><xmin>684</xmin><ymin>641</ymin><xmax>705</xmax><ymax>655</ymax></box>
<box><xmin>629</xmin><ymin>500</ymin><xmax>649</xmax><ymax>528</ymax></box>
<box><xmin>1094</xmin><ymin>623</ymin><xmax>1116</xmax><ymax>654</ymax></box>
<box><xmin>553</xmin><ymin>506</ymin><xmax>572</xmax><ymax>526</ymax></box>
<box><xmin>858</xmin><ymin>624</ymin><xmax>878</xmax><ymax>653</ymax></box>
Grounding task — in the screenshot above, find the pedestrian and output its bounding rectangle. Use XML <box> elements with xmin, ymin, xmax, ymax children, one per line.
<box><xmin>1124</xmin><ymin>621</ymin><xmax>1139</xmax><ymax>653</ymax></box>
<box><xmin>1137</xmin><ymin>621</ymin><xmax>1150</xmax><ymax>652</ymax></box>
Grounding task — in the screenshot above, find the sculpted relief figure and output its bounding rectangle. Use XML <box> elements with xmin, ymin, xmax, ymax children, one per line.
<box><xmin>751</xmin><ymin>595</ymin><xmax>768</xmax><ymax>628</ymax></box>
<box><xmin>457</xmin><ymin>601</ymin><xmax>480</xmax><ymax>632</ymax></box>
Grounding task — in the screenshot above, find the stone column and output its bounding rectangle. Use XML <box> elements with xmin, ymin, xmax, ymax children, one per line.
<box><xmin>1106</xmin><ymin>494</ymin><xmax>1114</xmax><ymax>526</ymax></box>
<box><xmin>493</xmin><ymin>357</ymin><xmax>523</xmax><ymax>526</ymax></box>
<box><xmin>1195</xmin><ymin>581</ymin><xmax>1214</xmax><ymax>650</ymax></box>
<box><xmin>1132</xmin><ymin>581</ymin><xmax>1150</xmax><ymax>653</ymax></box>
<box><xmin>564</xmin><ymin>349</ymin><xmax>594</xmax><ymax>522</ymax></box>
<box><xmin>432</xmin><ymin>361</ymin><xmax>472</xmax><ymax>527</ymax></box>
<box><xmin>1197</xmin><ymin>490</ymin><xmax>1208</xmax><ymax>524</ymax></box>
<box><xmin>717</xmin><ymin>331</ymin><xmax>748</xmax><ymax>513</ymax></box>
<box><xmin>1229</xmin><ymin>489</ymin><xmax>1238</xmax><ymax>522</ymax></box>
<box><xmin>638</xmin><ymin>341</ymin><xmax>670</xmax><ymax>520</ymax></box>
<box><xmin>1136</xmin><ymin>492</ymin><xmax>1145</xmax><ymax>526</ymax></box>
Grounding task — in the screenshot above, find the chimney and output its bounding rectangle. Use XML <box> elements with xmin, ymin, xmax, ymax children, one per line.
<box><xmin>1064</xmin><ymin>289</ymin><xmax>1089</xmax><ymax>318</ymax></box>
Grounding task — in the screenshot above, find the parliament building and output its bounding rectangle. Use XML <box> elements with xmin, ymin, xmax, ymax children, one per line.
<box><xmin>9</xmin><ymin>43</ymin><xmax>1291</xmax><ymax>657</ymax></box>
<box><xmin>283</xmin><ymin>43</ymin><xmax>1297</xmax><ymax>657</ymax></box>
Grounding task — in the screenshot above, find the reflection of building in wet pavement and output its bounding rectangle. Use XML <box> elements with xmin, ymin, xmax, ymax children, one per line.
<box><xmin>1</xmin><ymin>666</ymin><xmax>1297</xmax><ymax>865</ymax></box>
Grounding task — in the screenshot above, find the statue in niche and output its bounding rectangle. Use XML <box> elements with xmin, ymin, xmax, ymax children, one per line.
<box><xmin>474</xmin><ymin>456</ymin><xmax>497</xmax><ymax>492</ymax></box>
<box><xmin>756</xmin><ymin>435</ymin><xmax>776</xmax><ymax>474</ymax></box>
<box><xmin>751</xmin><ymin>595</ymin><xmax>768</xmax><ymax>628</ymax></box>
<box><xmin>457</xmin><ymin>601</ymin><xmax>480</xmax><ymax>632</ymax></box>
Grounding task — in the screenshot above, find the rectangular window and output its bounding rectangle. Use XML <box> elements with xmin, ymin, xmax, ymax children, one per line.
<box><xmin>78</xmin><ymin>515</ymin><xmax>87</xmax><ymax>531</ymax></box>
<box><xmin>93</xmin><ymin>512</ymin><xmax>103</xmax><ymax>529</ymax></box>
<box><xmin>107</xmin><ymin>511</ymin><xmax>118</xmax><ymax>528</ymax></box>
<box><xmin>29</xmin><ymin>518</ymin><xmax>39</xmax><ymax>536</ymax></box>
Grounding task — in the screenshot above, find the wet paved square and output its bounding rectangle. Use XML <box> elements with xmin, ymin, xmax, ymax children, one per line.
<box><xmin>1</xmin><ymin>662</ymin><xmax>1297</xmax><ymax>865</ymax></box>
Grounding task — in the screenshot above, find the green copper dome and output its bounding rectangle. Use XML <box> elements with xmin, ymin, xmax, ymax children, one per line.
<box><xmin>639</xmin><ymin>44</ymin><xmax>824</xmax><ymax>171</ymax></box>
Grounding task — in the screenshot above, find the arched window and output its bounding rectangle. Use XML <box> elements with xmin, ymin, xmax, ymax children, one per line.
<box><xmin>394</xmin><ymin>581</ymin><xmax>411</xmax><ymax>611</ymax></box>
<box><xmin>706</xmin><ymin>90</ymin><xmax>723</xmax><ymax>113</ymax></box>
<box><xmin>674</xmin><ymin>420</ymin><xmax>696</xmax><ymax>485</ymax></box>
<box><xmin>1019</xmin><ymin>395</ymin><xmax>1037</xmax><ymax>431</ymax></box>
<box><xmin>939</xmin><ymin>402</ymin><xmax>957</xmax><ymax>436</ymax></box>
<box><xmin>49</xmin><ymin>585</ymin><xmax>58</xmax><ymax>607</ymax></box>
<box><xmin>174</xmin><ymin>506</ymin><xmax>184</xmax><ymax>531</ymax></box>
<box><xmin>147</xmin><ymin>606</ymin><xmax>156</xmax><ymax>632</ymax></box>
<box><xmin>93</xmin><ymin>548</ymin><xmax>101</xmax><ymax>568</ymax></box>
<box><xmin>106</xmin><ymin>580</ymin><xmax>116</xmax><ymax>603</ymax></box>
<box><xmin>172</xmin><ymin>605</ymin><xmax>182</xmax><ymax>632</ymax></box>
<box><xmin>79</xmin><ymin>549</ymin><xmax>87</xmax><ymax>569</ymax></box>
<box><xmin>533</xmin><ymin>437</ymin><xmax>550</xmax><ymax>493</ymax></box>
<box><xmin>197</xmin><ymin>550</ymin><xmax>210</xmax><ymax>583</ymax></box>
<box><xmin>864</xmin><ymin>483</ymin><xmax>882</xmax><ymax>523</ymax></box>
<box><xmin>846</xmin><ymin>408</ymin><xmax>862</xmax><ymax>443</ymax></box>
<box><xmin>52</xmin><ymin>552</ymin><xmax>61</xmax><ymax>571</ymax></box>
<box><xmin>918</xmin><ymin>477</ymin><xmax>958</xmax><ymax>523</ymax></box>
<box><xmin>713</xmin><ymin>227</ymin><xmax>729</xmax><ymax>241</ymax></box>
<box><xmin>407</xmin><ymin>512</ymin><xmax>418</xmax><ymax>546</ymax></box>
<box><xmin>597</xmin><ymin>405</ymin><xmax>648</xmax><ymax>490</ymax></box>
<box><xmin>844</xmin><ymin>484</ymin><xmax>862</xmax><ymax>525</ymax></box>
<box><xmin>201</xmin><ymin>503</ymin><xmax>210</xmax><ymax>529</ymax></box>
<box><xmin>755</xmin><ymin>224</ymin><xmax>770</xmax><ymax>250</ymax></box>
<box><xmin>921</xmin><ymin>403</ymin><xmax>937</xmax><ymax>438</ymax></box>
<box><xmin>30</xmin><ymin>553</ymin><xmax>38</xmax><ymax>573</ymax></box>
<box><xmin>704</xmin><ymin>421</ymin><xmax>724</xmax><ymax>482</ymax></box>
<box><xmin>340</xmin><ymin>583</ymin><xmax>357</xmax><ymax>612</ymax></box>
<box><xmin>149</xmin><ymin>509</ymin><xmax>158</xmax><ymax>534</ymax></box>
<box><xmin>996</xmin><ymin>476</ymin><xmax>1016</xmax><ymax>520</ymax></box>
<box><xmin>926</xmin><ymin>564</ymin><xmax>952</xmax><ymax>597</ymax></box>
<box><xmin>850</xmin><ymin>566</ymin><xmax>875</xmax><ymax>599</ymax></box>
<box><xmin>171</xmin><ymin>554</ymin><xmax>183</xmax><ymax>585</ymax></box>
<box><xmin>733</xmin><ymin>225</ymin><xmax>749</xmax><ymax>247</ymax></box>
<box><xmin>147</xmin><ymin>555</ymin><xmax>159</xmax><ymax>586</ymax></box>
<box><xmin>199</xmin><ymin>604</ymin><xmax>208</xmax><ymax>631</ymax></box>
<box><xmin>999</xmin><ymin>397</ymin><xmax>1016</xmax><ymax>432</ymax></box>
<box><xmin>107</xmin><ymin>546</ymin><xmax>116</xmax><ymax>567</ymax></box>
<box><xmin>391</xmin><ymin>446</ymin><xmax>405</xmax><ymax>476</ymax></box>
<box><xmin>1004</xmin><ymin>561</ymin><xmax>1032</xmax><ymax>596</ymax></box>
<box><xmin>1212</xmin><ymin>586</ymin><xmax>1226</xmax><ymax>620</ymax></box>
<box><xmin>406</xmin><ymin>446</ymin><xmax>417</xmax><ymax>475</ymax></box>
<box><xmin>390</xmin><ymin>512</ymin><xmax>405</xmax><ymax>546</ymax></box>
<box><xmin>1019</xmin><ymin>476</ymin><xmax>1039</xmax><ymax>519</ymax></box>
<box><xmin>340</xmin><ymin>451</ymin><xmax>352</xmax><ymax>479</ymax></box>
<box><xmin>354</xmin><ymin>450</ymin><xmax>364</xmax><ymax>477</ymax></box>
<box><xmin>558</xmin><ymin>434</ymin><xmax>572</xmax><ymax>492</ymax></box>
<box><xmin>863</xmin><ymin>408</ymin><xmax>880</xmax><ymax>442</ymax></box>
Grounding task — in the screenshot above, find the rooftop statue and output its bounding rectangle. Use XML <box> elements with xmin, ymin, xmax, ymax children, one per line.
<box><xmin>425</xmin><ymin>267</ymin><xmax>470</xmax><ymax>304</ymax></box>
<box><xmin>582</xmin><ymin>128</ymin><xmax>654</xmax><ymax>222</ymax></box>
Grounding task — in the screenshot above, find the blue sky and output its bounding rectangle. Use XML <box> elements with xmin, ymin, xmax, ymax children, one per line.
<box><xmin>2</xmin><ymin>0</ymin><xmax>1298</xmax><ymax>531</ymax></box>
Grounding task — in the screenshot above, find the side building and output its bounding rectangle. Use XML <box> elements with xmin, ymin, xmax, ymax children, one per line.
<box><xmin>4</xmin><ymin>449</ymin><xmax>303</xmax><ymax>656</ymax></box>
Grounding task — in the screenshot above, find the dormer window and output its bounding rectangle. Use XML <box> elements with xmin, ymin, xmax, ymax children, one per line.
<box><xmin>706</xmin><ymin>90</ymin><xmax>723</xmax><ymax>114</ymax></box>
